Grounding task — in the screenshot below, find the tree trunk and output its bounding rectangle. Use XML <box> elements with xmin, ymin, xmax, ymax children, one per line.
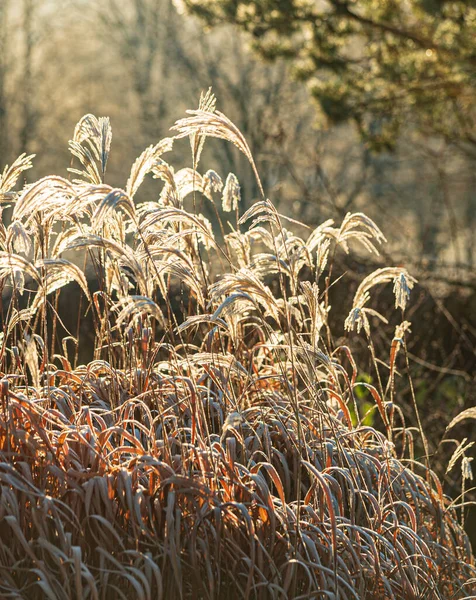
<box><xmin>19</xmin><ymin>0</ymin><xmax>36</xmax><ymax>155</ymax></box>
<box><xmin>0</xmin><ymin>1</ymin><xmax>10</xmax><ymax>166</ymax></box>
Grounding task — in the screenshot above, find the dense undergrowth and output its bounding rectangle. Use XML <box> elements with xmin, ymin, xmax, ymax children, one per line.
<box><xmin>0</xmin><ymin>92</ymin><xmax>475</xmax><ymax>599</ymax></box>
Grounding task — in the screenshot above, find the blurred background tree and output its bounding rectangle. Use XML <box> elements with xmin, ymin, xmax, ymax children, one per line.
<box><xmin>184</xmin><ymin>0</ymin><xmax>476</xmax><ymax>153</ymax></box>
<box><xmin>181</xmin><ymin>0</ymin><xmax>476</xmax><ymax>269</ymax></box>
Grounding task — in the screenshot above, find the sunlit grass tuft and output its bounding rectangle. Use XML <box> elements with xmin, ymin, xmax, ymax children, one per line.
<box><xmin>0</xmin><ymin>92</ymin><xmax>474</xmax><ymax>599</ymax></box>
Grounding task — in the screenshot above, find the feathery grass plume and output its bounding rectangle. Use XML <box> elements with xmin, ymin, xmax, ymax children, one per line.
<box><xmin>0</xmin><ymin>251</ymin><xmax>42</xmax><ymax>292</ymax></box>
<box><xmin>462</xmin><ymin>456</ymin><xmax>474</xmax><ymax>481</ymax></box>
<box><xmin>152</xmin><ymin>159</ymin><xmax>181</xmax><ymax>207</ymax></box>
<box><xmin>222</xmin><ymin>172</ymin><xmax>241</xmax><ymax>212</ymax></box>
<box><xmin>314</xmin><ymin>237</ymin><xmax>331</xmax><ymax>275</ymax></box>
<box><xmin>68</xmin><ymin>140</ymin><xmax>103</xmax><ymax>185</ymax></box>
<box><xmin>156</xmin><ymin>255</ymin><xmax>207</xmax><ymax>308</ymax></box>
<box><xmin>71</xmin><ymin>114</ymin><xmax>112</xmax><ymax>181</ymax></box>
<box><xmin>57</xmin><ymin>232</ymin><xmax>149</xmax><ymax>296</ymax></box>
<box><xmin>393</xmin><ymin>270</ymin><xmax>415</xmax><ymax>310</ymax></box>
<box><xmin>3</xmin><ymin>307</ymin><xmax>37</xmax><ymax>339</ymax></box>
<box><xmin>300</xmin><ymin>281</ymin><xmax>328</xmax><ymax>347</ymax></box>
<box><xmin>6</xmin><ymin>221</ymin><xmax>31</xmax><ymax>255</ymax></box>
<box><xmin>174</xmin><ymin>167</ymin><xmax>204</xmax><ymax>201</ymax></box>
<box><xmin>345</xmin><ymin>267</ymin><xmax>417</xmax><ymax>333</ymax></box>
<box><xmin>307</xmin><ymin>213</ymin><xmax>386</xmax><ymax>255</ymax></box>
<box><xmin>23</xmin><ymin>334</ymin><xmax>40</xmax><ymax>388</ymax></box>
<box><xmin>180</xmin><ymin>352</ymin><xmax>247</xmax><ymax>375</ymax></box>
<box><xmin>202</xmin><ymin>169</ymin><xmax>223</xmax><ymax>200</ymax></box>
<box><xmin>140</xmin><ymin>206</ymin><xmax>217</xmax><ymax>249</ymax></box>
<box><xmin>0</xmin><ymin>153</ymin><xmax>35</xmax><ymax>200</ymax></box>
<box><xmin>336</xmin><ymin>212</ymin><xmax>387</xmax><ymax>254</ymax></box>
<box><xmin>31</xmin><ymin>259</ymin><xmax>91</xmax><ymax>311</ymax></box>
<box><xmin>194</xmin><ymin>213</ymin><xmax>215</xmax><ymax>251</ymax></box>
<box><xmin>112</xmin><ymin>295</ymin><xmax>165</xmax><ymax>329</ymax></box>
<box><xmin>225</xmin><ymin>230</ymin><xmax>254</xmax><ymax>268</ymax></box>
<box><xmin>446</xmin><ymin>439</ymin><xmax>475</xmax><ymax>476</ymax></box>
<box><xmin>126</xmin><ymin>137</ymin><xmax>174</xmax><ymax>198</ymax></box>
<box><xmin>249</xmin><ymin>252</ymin><xmax>284</xmax><ymax>278</ymax></box>
<box><xmin>246</xmin><ymin>226</ymin><xmax>275</xmax><ymax>249</ymax></box>
<box><xmin>306</xmin><ymin>218</ymin><xmax>335</xmax><ymax>253</ymax></box>
<box><xmin>91</xmin><ymin>188</ymin><xmax>136</xmax><ymax>232</ymax></box>
<box><xmin>446</xmin><ymin>407</ymin><xmax>476</xmax><ymax>432</ymax></box>
<box><xmin>446</xmin><ymin>438</ymin><xmax>476</xmax><ymax>531</ymax></box>
<box><xmin>389</xmin><ymin>320</ymin><xmax>412</xmax><ymax>384</ymax></box>
<box><xmin>210</xmin><ymin>267</ymin><xmax>281</xmax><ymax>322</ymax></box>
<box><xmin>189</xmin><ymin>87</ymin><xmax>217</xmax><ymax>168</ymax></box>
<box><xmin>12</xmin><ymin>176</ymin><xmax>76</xmax><ymax>224</ymax></box>
<box><xmin>238</xmin><ymin>198</ymin><xmax>281</xmax><ymax>232</ymax></box>
<box><xmin>275</xmin><ymin>228</ymin><xmax>311</xmax><ymax>283</ymax></box>
<box><xmin>223</xmin><ymin>226</ymin><xmax>276</xmax><ymax>273</ymax></box>
<box><xmin>173</xmin><ymin>106</ymin><xmax>265</xmax><ymax>199</ymax></box>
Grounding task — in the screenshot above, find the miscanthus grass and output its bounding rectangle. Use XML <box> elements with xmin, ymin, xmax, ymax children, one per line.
<box><xmin>0</xmin><ymin>96</ymin><xmax>474</xmax><ymax>599</ymax></box>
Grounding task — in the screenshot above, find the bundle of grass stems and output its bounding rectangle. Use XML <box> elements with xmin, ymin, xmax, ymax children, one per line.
<box><xmin>0</xmin><ymin>93</ymin><xmax>474</xmax><ymax>599</ymax></box>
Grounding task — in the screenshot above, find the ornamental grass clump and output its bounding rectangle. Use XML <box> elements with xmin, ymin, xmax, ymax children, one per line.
<box><xmin>0</xmin><ymin>94</ymin><xmax>474</xmax><ymax>599</ymax></box>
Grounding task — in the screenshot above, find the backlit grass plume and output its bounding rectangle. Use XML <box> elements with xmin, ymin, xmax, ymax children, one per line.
<box><xmin>0</xmin><ymin>93</ymin><xmax>474</xmax><ymax>599</ymax></box>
